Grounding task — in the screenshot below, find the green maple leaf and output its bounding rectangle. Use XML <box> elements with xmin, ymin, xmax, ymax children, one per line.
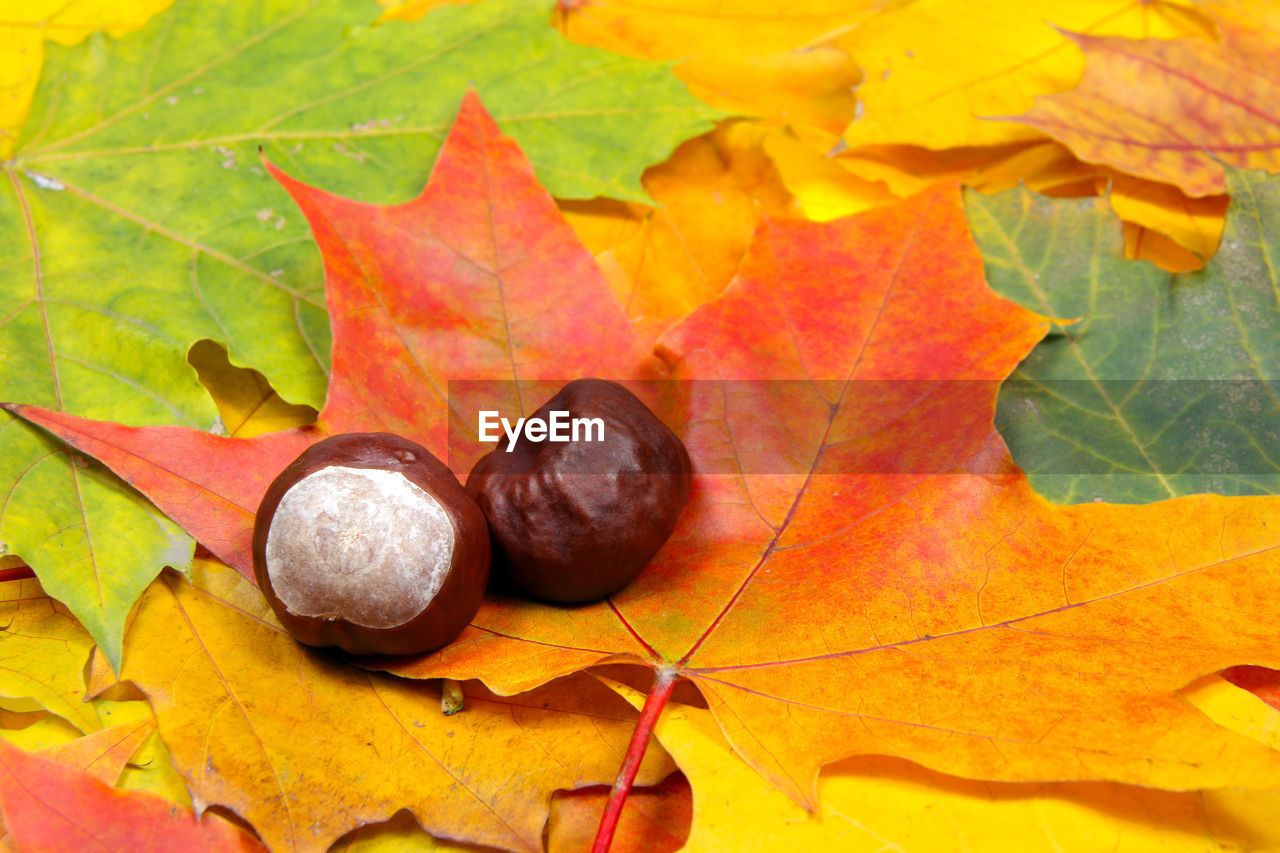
<box><xmin>968</xmin><ymin>167</ymin><xmax>1280</xmax><ymax>504</ymax></box>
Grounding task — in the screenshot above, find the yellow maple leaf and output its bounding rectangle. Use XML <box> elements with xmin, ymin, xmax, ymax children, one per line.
<box><xmin>604</xmin><ymin>676</ymin><xmax>1280</xmax><ymax>852</ymax></box>
<box><xmin>837</xmin><ymin>0</ymin><xmax>1214</xmax><ymax>151</ymax></box>
<box><xmin>557</xmin><ymin>0</ymin><xmax>879</xmax><ymax>136</ymax></box>
<box><xmin>1014</xmin><ymin>13</ymin><xmax>1280</xmax><ymax>198</ymax></box>
<box><xmin>564</xmin><ymin>122</ymin><xmax>801</xmax><ymax>341</ymax></box>
<box><xmin>762</xmin><ymin>129</ymin><xmax>897</xmax><ymax>221</ymax></box>
<box><xmin>117</xmin><ymin>557</ymin><xmax>675</xmax><ymax>852</ymax></box>
<box><xmin>1110</xmin><ymin>175</ymin><xmax>1228</xmax><ymax>271</ymax></box>
<box><xmin>0</xmin><ymin>576</ymin><xmax>99</xmax><ymax>734</ymax></box>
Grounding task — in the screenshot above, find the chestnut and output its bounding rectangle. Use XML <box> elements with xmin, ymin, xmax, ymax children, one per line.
<box><xmin>252</xmin><ymin>433</ymin><xmax>489</xmax><ymax>655</ymax></box>
<box><xmin>466</xmin><ymin>379</ymin><xmax>691</xmax><ymax>603</ymax></box>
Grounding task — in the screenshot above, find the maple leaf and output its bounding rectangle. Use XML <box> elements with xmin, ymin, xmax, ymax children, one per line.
<box><xmin>187</xmin><ymin>341</ymin><xmax>318</xmax><ymax>440</ymax></box>
<box><xmin>1</xmin><ymin>94</ymin><xmax>677</xmax><ymax>849</ymax></box>
<box><xmin>0</xmin><ymin>716</ymin><xmax>160</xmax><ymax>849</ymax></box>
<box><xmin>9</xmin><ymin>90</ymin><xmax>1280</xmax><ymax>841</ymax></box>
<box><xmin>8</xmin><ymin>90</ymin><xmax>652</xmax><ymax>582</ymax></box>
<box><xmin>770</xmin><ymin>137</ymin><xmax>1228</xmax><ymax>273</ymax></box>
<box><xmin>565</xmin><ymin>0</ymin><xmax>1241</xmax><ymax>274</ymax></box>
<box><xmin>97</xmin><ymin>557</ymin><xmax>674</xmax><ymax>852</ymax></box>
<box><xmin>0</xmin><ymin>735</ymin><xmax>266</xmax><ymax>852</ymax></box>
<box><xmin>970</xmin><ymin>167</ymin><xmax>1280</xmax><ymax>504</ymax></box>
<box><xmin>0</xmin><ymin>575</ymin><xmax>99</xmax><ymax>733</ymax></box>
<box><xmin>565</xmin><ymin>0</ymin><xmax>1243</xmax><ymax>274</ymax></box>
<box><xmin>602</xmin><ymin>676</ymin><xmax>1280</xmax><ymax>851</ymax></box>
<box><xmin>557</xmin><ymin>0</ymin><xmax>869</xmax><ymax>140</ymax></box>
<box><xmin>565</xmin><ymin>121</ymin><xmax>802</xmax><ymax>342</ymax></box>
<box><xmin>1106</xmin><ymin>173</ymin><xmax>1229</xmax><ymax>272</ymax></box>
<box><xmin>546</xmin><ymin>772</ymin><xmax>691</xmax><ymax>853</ymax></box>
<box><xmin>1013</xmin><ymin>24</ymin><xmax>1280</xmax><ymax>198</ymax></box>
<box><xmin>830</xmin><ymin>0</ymin><xmax>1213</xmax><ymax>150</ymax></box>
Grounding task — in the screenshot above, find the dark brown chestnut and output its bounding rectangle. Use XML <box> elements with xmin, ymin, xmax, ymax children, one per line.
<box><xmin>466</xmin><ymin>379</ymin><xmax>691</xmax><ymax>603</ymax></box>
<box><xmin>252</xmin><ymin>433</ymin><xmax>489</xmax><ymax>655</ymax></box>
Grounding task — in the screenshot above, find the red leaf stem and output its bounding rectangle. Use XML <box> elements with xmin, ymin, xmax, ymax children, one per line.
<box><xmin>592</xmin><ymin>669</ymin><xmax>678</xmax><ymax>853</ymax></box>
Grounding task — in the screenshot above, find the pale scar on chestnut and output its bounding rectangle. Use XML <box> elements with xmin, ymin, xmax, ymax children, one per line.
<box><xmin>264</xmin><ymin>465</ymin><xmax>454</xmax><ymax>628</ymax></box>
<box><xmin>253</xmin><ymin>433</ymin><xmax>489</xmax><ymax>656</ymax></box>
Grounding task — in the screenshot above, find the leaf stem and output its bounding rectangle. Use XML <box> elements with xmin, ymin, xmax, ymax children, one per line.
<box><xmin>591</xmin><ymin>668</ymin><xmax>678</xmax><ymax>853</ymax></box>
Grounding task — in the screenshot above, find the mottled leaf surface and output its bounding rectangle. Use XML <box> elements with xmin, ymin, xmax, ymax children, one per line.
<box><xmin>837</xmin><ymin>0</ymin><xmax>1213</xmax><ymax>150</ymax></box>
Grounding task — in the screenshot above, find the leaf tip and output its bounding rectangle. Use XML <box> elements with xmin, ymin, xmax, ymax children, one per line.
<box><xmin>259</xmin><ymin>149</ymin><xmax>286</xmax><ymax>184</ymax></box>
<box><xmin>460</xmin><ymin>87</ymin><xmax>488</xmax><ymax>123</ymax></box>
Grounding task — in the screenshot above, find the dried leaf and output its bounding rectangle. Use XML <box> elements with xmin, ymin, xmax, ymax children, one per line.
<box><xmin>1014</xmin><ymin>27</ymin><xmax>1280</xmax><ymax>197</ymax></box>
<box><xmin>0</xmin><ymin>735</ymin><xmax>264</xmax><ymax>852</ymax></box>
<box><xmin>602</xmin><ymin>677</ymin><xmax>1280</xmax><ymax>852</ymax></box>
<box><xmin>0</xmin><ymin>576</ymin><xmax>99</xmax><ymax>732</ymax></box>
<box><xmin>119</xmin><ymin>558</ymin><xmax>672</xmax><ymax>852</ymax></box>
<box><xmin>838</xmin><ymin>0</ymin><xmax>1215</xmax><ymax>150</ymax></box>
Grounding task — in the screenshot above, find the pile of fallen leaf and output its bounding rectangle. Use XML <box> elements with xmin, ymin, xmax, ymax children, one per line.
<box><xmin>3</xmin><ymin>0</ymin><xmax>1280</xmax><ymax>850</ymax></box>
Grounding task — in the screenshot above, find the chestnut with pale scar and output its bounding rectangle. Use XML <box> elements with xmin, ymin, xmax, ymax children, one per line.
<box><xmin>253</xmin><ymin>433</ymin><xmax>489</xmax><ymax>656</ymax></box>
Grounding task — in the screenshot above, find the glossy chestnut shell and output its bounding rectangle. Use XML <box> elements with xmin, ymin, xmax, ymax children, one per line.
<box><xmin>466</xmin><ymin>379</ymin><xmax>691</xmax><ymax>603</ymax></box>
<box><xmin>253</xmin><ymin>433</ymin><xmax>489</xmax><ymax>655</ymax></box>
